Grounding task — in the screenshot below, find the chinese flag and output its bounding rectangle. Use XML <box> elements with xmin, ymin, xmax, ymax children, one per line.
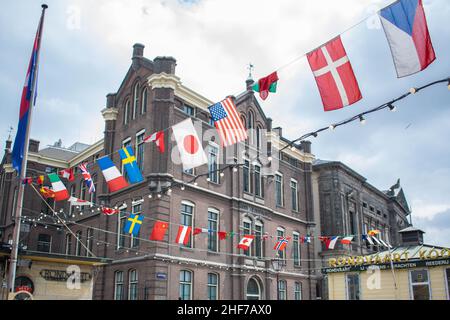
<box><xmin>150</xmin><ymin>220</ymin><xmax>169</xmax><ymax>241</ymax></box>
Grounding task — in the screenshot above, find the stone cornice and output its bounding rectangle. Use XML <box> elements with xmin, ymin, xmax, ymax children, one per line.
<box><xmin>101</xmin><ymin>107</ymin><xmax>119</xmax><ymax>121</ymax></box>
<box><xmin>2</xmin><ymin>163</ymin><xmax>14</xmax><ymax>173</ymax></box>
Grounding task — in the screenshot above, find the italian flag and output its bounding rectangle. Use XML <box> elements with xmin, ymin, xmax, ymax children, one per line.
<box><xmin>252</xmin><ymin>71</ymin><xmax>278</xmax><ymax>100</ymax></box>
<box><xmin>48</xmin><ymin>173</ymin><xmax>69</xmax><ymax>201</ymax></box>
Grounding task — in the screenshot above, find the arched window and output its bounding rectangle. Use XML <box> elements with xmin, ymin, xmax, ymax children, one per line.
<box><xmin>128</xmin><ymin>269</ymin><xmax>138</xmax><ymax>300</ymax></box>
<box><xmin>256</xmin><ymin>125</ymin><xmax>262</xmax><ymax>151</ymax></box>
<box><xmin>123</xmin><ymin>100</ymin><xmax>130</xmax><ymax>125</ymax></box>
<box><xmin>141</xmin><ymin>87</ymin><xmax>147</xmax><ymax>114</ymax></box>
<box><xmin>65</xmin><ymin>233</ymin><xmax>72</xmax><ymax>255</ymax></box>
<box><xmin>114</xmin><ymin>271</ymin><xmax>124</xmax><ymax>300</ymax></box>
<box><xmin>179</xmin><ymin>270</ymin><xmax>193</xmax><ymax>300</ymax></box>
<box><xmin>75</xmin><ymin>230</ymin><xmax>82</xmax><ymax>256</ymax></box>
<box><xmin>247</xmin><ymin>111</ymin><xmax>254</xmax><ymax>144</ymax></box>
<box><xmin>246</xmin><ymin>277</ymin><xmax>261</xmax><ymax>300</ymax></box>
<box><xmin>132</xmin><ymin>82</ymin><xmax>140</xmax><ymax>120</ymax></box>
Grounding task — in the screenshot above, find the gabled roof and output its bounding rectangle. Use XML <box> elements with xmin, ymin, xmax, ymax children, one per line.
<box><xmin>38</xmin><ymin>146</ymin><xmax>81</xmax><ymax>161</ymax></box>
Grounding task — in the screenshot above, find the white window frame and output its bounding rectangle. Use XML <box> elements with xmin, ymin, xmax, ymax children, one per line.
<box><xmin>114</xmin><ymin>271</ymin><xmax>124</xmax><ymax>300</ymax></box>
<box><xmin>117</xmin><ymin>204</ymin><xmax>127</xmax><ymax>250</ymax></box>
<box><xmin>242</xmin><ymin>217</ymin><xmax>253</xmax><ymax>256</ymax></box>
<box><xmin>65</xmin><ymin>233</ymin><xmax>72</xmax><ymax>255</ymax></box>
<box><xmin>208</xmin><ymin>142</ymin><xmax>220</xmax><ymax>184</ymax></box>
<box><xmin>276</xmin><ymin>227</ymin><xmax>286</xmax><ymax>260</ymax></box>
<box><xmin>123</xmin><ymin>100</ymin><xmax>130</xmax><ymax>125</ymax></box>
<box><xmin>254</xmin><ymin>163</ymin><xmax>262</xmax><ymax>198</ymax></box>
<box><xmin>293</xmin><ymin>231</ymin><xmax>301</xmax><ymax>266</ymax></box>
<box><xmin>132</xmin><ymin>82</ymin><xmax>140</xmax><ymax>120</ymax></box>
<box><xmin>179</xmin><ymin>270</ymin><xmax>193</xmax><ymax>300</ymax></box>
<box><xmin>75</xmin><ymin>231</ymin><xmax>82</xmax><ymax>256</ymax></box>
<box><xmin>207</xmin><ymin>207</ymin><xmax>219</xmax><ymax>252</ymax></box>
<box><xmin>121</xmin><ymin>137</ymin><xmax>132</xmax><ymax>175</ymax></box>
<box><xmin>207</xmin><ymin>272</ymin><xmax>219</xmax><ymax>300</ymax></box>
<box><xmin>409</xmin><ymin>268</ymin><xmax>432</xmax><ymax>300</ymax></box>
<box><xmin>86</xmin><ymin>228</ymin><xmax>93</xmax><ymax>257</ymax></box>
<box><xmin>275</xmin><ymin>172</ymin><xmax>284</xmax><ymax>207</ymax></box>
<box><xmin>136</xmin><ymin>129</ymin><xmax>145</xmax><ymax>172</ymax></box>
<box><xmin>294</xmin><ymin>282</ymin><xmax>302</xmax><ymax>300</ymax></box>
<box><xmin>345</xmin><ymin>273</ymin><xmax>361</xmax><ymax>300</ymax></box>
<box><xmin>254</xmin><ymin>220</ymin><xmax>264</xmax><ymax>258</ymax></box>
<box><xmin>246</xmin><ymin>277</ymin><xmax>261</xmax><ymax>300</ymax></box>
<box><xmin>131</xmin><ymin>199</ymin><xmax>143</xmax><ymax>248</ymax></box>
<box><xmin>128</xmin><ymin>269</ymin><xmax>138</xmax><ymax>300</ymax></box>
<box><xmin>181</xmin><ymin>200</ymin><xmax>195</xmax><ymax>248</ymax></box>
<box><xmin>278</xmin><ymin>279</ymin><xmax>287</xmax><ymax>300</ymax></box>
<box><xmin>290</xmin><ymin>178</ymin><xmax>298</xmax><ymax>211</ymax></box>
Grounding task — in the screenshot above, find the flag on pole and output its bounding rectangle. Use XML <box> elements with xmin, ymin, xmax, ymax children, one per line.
<box><xmin>144</xmin><ymin>131</ymin><xmax>165</xmax><ymax>153</ymax></box>
<box><xmin>368</xmin><ymin>229</ymin><xmax>380</xmax><ymax>236</ymax></box>
<box><xmin>307</xmin><ymin>36</ymin><xmax>362</xmax><ymax>111</ymax></box>
<box><xmin>68</xmin><ymin>196</ymin><xmax>92</xmax><ymax>206</ymax></box>
<box><xmin>379</xmin><ymin>238</ymin><xmax>389</xmax><ymax>248</ymax></box>
<box><xmin>237</xmin><ymin>235</ymin><xmax>254</xmax><ymax>250</ymax></box>
<box><xmin>208</xmin><ymin>97</ymin><xmax>247</xmax><ymax>147</ymax></box>
<box><xmin>97</xmin><ymin>156</ymin><xmax>128</xmax><ymax>193</ymax></box>
<box><xmin>340</xmin><ymin>236</ymin><xmax>354</xmax><ymax>245</ymax></box>
<box><xmin>326</xmin><ymin>236</ymin><xmax>340</xmax><ymax>249</ymax></box>
<box><xmin>175</xmin><ymin>225</ymin><xmax>192</xmax><ymax>245</ymax></box>
<box><xmin>78</xmin><ymin>162</ymin><xmax>95</xmax><ymax>194</ymax></box>
<box><xmin>372</xmin><ymin>236</ymin><xmax>382</xmax><ymax>246</ymax></box>
<box><xmin>362</xmin><ymin>234</ymin><xmax>374</xmax><ymax>245</ymax></box>
<box><xmin>274</xmin><ymin>237</ymin><xmax>289</xmax><ymax>251</ymax></box>
<box><xmin>172</xmin><ymin>119</ymin><xmax>208</xmax><ymax>171</ymax></box>
<box><xmin>37</xmin><ymin>175</ymin><xmax>44</xmax><ymax>185</ymax></box>
<box><xmin>59</xmin><ymin>168</ymin><xmax>74</xmax><ymax>181</ymax></box>
<box><xmin>252</xmin><ymin>72</ymin><xmax>279</xmax><ymax>100</ymax></box>
<box><xmin>39</xmin><ymin>186</ymin><xmax>55</xmax><ymax>199</ymax></box>
<box><xmin>12</xmin><ymin>6</ymin><xmax>46</xmax><ymax>175</ymax></box>
<box><xmin>124</xmin><ymin>214</ymin><xmax>144</xmax><ymax>236</ymax></box>
<box><xmin>150</xmin><ymin>220</ymin><xmax>169</xmax><ymax>241</ymax></box>
<box><xmin>118</xmin><ymin>146</ymin><xmax>144</xmax><ymax>184</ymax></box>
<box><xmin>379</xmin><ymin>0</ymin><xmax>435</xmax><ymax>78</ymax></box>
<box><xmin>47</xmin><ymin>173</ymin><xmax>69</xmax><ymax>201</ymax></box>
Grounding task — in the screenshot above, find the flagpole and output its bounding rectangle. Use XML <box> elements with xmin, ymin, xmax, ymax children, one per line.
<box><xmin>6</xmin><ymin>4</ymin><xmax>47</xmax><ymax>298</ymax></box>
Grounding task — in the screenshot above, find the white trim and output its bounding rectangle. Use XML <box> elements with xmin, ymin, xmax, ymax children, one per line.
<box><xmin>207</xmin><ymin>207</ymin><xmax>220</xmax><ymax>214</ymax></box>
<box><xmin>409</xmin><ymin>268</ymin><xmax>432</xmax><ymax>300</ymax></box>
<box><xmin>246</xmin><ymin>277</ymin><xmax>262</xmax><ymax>300</ymax></box>
<box><xmin>132</xmin><ymin>198</ymin><xmax>144</xmax><ymax>206</ymax></box>
<box><xmin>136</xmin><ymin>129</ymin><xmax>145</xmax><ymax>137</ymax></box>
<box><xmin>181</xmin><ymin>200</ymin><xmax>195</xmax><ymax>207</ymax></box>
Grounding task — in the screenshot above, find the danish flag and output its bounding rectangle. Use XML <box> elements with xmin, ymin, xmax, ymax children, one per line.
<box><xmin>307</xmin><ymin>36</ymin><xmax>362</xmax><ymax>111</ymax></box>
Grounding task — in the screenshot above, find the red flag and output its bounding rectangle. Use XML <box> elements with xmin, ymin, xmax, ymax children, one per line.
<box><xmin>253</xmin><ymin>72</ymin><xmax>279</xmax><ymax>100</ymax></box>
<box><xmin>218</xmin><ymin>231</ymin><xmax>227</xmax><ymax>240</ymax></box>
<box><xmin>101</xmin><ymin>207</ymin><xmax>119</xmax><ymax>215</ymax></box>
<box><xmin>175</xmin><ymin>226</ymin><xmax>192</xmax><ymax>245</ymax></box>
<box><xmin>307</xmin><ymin>36</ymin><xmax>362</xmax><ymax>111</ymax></box>
<box><xmin>150</xmin><ymin>220</ymin><xmax>169</xmax><ymax>241</ymax></box>
<box><xmin>37</xmin><ymin>175</ymin><xmax>44</xmax><ymax>185</ymax></box>
<box><xmin>144</xmin><ymin>131</ymin><xmax>165</xmax><ymax>153</ymax></box>
<box><xmin>59</xmin><ymin>168</ymin><xmax>75</xmax><ymax>181</ymax></box>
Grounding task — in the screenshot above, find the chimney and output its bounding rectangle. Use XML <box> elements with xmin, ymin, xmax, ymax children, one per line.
<box><xmin>5</xmin><ymin>139</ymin><xmax>12</xmax><ymax>151</ymax></box>
<box><xmin>246</xmin><ymin>78</ymin><xmax>255</xmax><ymax>92</ymax></box>
<box><xmin>399</xmin><ymin>227</ymin><xmax>424</xmax><ymax>246</ymax></box>
<box><xmin>28</xmin><ymin>139</ymin><xmax>40</xmax><ymax>153</ymax></box>
<box><xmin>300</xmin><ymin>140</ymin><xmax>312</xmax><ymax>153</ymax></box>
<box><xmin>266</xmin><ymin>118</ymin><xmax>273</xmax><ymax>132</ymax></box>
<box><xmin>154</xmin><ymin>56</ymin><xmax>177</xmax><ymax>74</ymax></box>
<box><xmin>132</xmin><ymin>43</ymin><xmax>145</xmax><ymax>59</ymax></box>
<box><xmin>106</xmin><ymin>93</ymin><xmax>116</xmax><ymax>109</ymax></box>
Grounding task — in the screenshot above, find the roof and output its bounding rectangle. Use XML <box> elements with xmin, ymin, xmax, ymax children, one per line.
<box><xmin>399</xmin><ymin>226</ymin><xmax>424</xmax><ymax>233</ymax></box>
<box><xmin>37</xmin><ymin>142</ymin><xmax>92</xmax><ymax>161</ymax></box>
<box><xmin>376</xmin><ymin>243</ymin><xmax>446</xmax><ymax>259</ymax></box>
<box><xmin>68</xmin><ymin>142</ymin><xmax>90</xmax><ymax>152</ymax></box>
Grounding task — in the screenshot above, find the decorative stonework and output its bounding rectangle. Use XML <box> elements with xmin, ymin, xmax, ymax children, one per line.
<box><xmin>101</xmin><ymin>107</ymin><xmax>119</xmax><ymax>121</ymax></box>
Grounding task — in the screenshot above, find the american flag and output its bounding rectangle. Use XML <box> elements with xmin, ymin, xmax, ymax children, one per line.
<box><xmin>78</xmin><ymin>162</ymin><xmax>95</xmax><ymax>193</ymax></box>
<box><xmin>208</xmin><ymin>97</ymin><xmax>247</xmax><ymax>146</ymax></box>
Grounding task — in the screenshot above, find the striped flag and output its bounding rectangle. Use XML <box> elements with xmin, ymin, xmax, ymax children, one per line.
<box><xmin>78</xmin><ymin>162</ymin><xmax>95</xmax><ymax>193</ymax></box>
<box><xmin>48</xmin><ymin>173</ymin><xmax>69</xmax><ymax>201</ymax></box>
<box><xmin>97</xmin><ymin>156</ymin><xmax>128</xmax><ymax>193</ymax></box>
<box><xmin>340</xmin><ymin>236</ymin><xmax>353</xmax><ymax>245</ymax></box>
<box><xmin>176</xmin><ymin>225</ymin><xmax>192</xmax><ymax>245</ymax></box>
<box><xmin>362</xmin><ymin>234</ymin><xmax>374</xmax><ymax>245</ymax></box>
<box><xmin>208</xmin><ymin>97</ymin><xmax>247</xmax><ymax>146</ymax></box>
<box><xmin>68</xmin><ymin>196</ymin><xmax>92</xmax><ymax>206</ymax></box>
<box><xmin>274</xmin><ymin>237</ymin><xmax>289</xmax><ymax>251</ymax></box>
<box><xmin>326</xmin><ymin>236</ymin><xmax>339</xmax><ymax>249</ymax></box>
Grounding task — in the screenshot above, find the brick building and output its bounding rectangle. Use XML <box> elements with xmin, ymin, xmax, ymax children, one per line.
<box><xmin>0</xmin><ymin>44</ymin><xmax>320</xmax><ymax>300</ymax></box>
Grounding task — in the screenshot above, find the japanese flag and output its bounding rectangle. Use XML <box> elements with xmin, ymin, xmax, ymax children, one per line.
<box><xmin>172</xmin><ymin>119</ymin><xmax>208</xmax><ymax>171</ymax></box>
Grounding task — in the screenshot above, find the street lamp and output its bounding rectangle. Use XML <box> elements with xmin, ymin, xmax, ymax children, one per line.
<box><xmin>271</xmin><ymin>256</ymin><xmax>286</xmax><ymax>300</ymax></box>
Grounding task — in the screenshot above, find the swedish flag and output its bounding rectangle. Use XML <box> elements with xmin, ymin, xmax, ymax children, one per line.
<box><xmin>119</xmin><ymin>146</ymin><xmax>144</xmax><ymax>184</ymax></box>
<box><xmin>124</xmin><ymin>213</ymin><xmax>144</xmax><ymax>236</ymax></box>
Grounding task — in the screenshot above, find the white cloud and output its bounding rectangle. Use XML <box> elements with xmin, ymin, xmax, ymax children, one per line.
<box><xmin>410</xmin><ymin>200</ymin><xmax>450</xmax><ymax>219</ymax></box>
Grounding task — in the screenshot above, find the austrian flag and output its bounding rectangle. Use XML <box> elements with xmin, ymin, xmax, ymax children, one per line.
<box><xmin>176</xmin><ymin>225</ymin><xmax>192</xmax><ymax>245</ymax></box>
<box><xmin>307</xmin><ymin>36</ymin><xmax>362</xmax><ymax>111</ymax></box>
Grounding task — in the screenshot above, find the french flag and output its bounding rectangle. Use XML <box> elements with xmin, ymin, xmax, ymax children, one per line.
<box><xmin>379</xmin><ymin>0</ymin><xmax>435</xmax><ymax>78</ymax></box>
<box><xmin>97</xmin><ymin>156</ymin><xmax>128</xmax><ymax>193</ymax></box>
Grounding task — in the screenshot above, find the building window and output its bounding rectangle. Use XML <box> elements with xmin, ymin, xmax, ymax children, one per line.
<box><xmin>278</xmin><ymin>280</ymin><xmax>287</xmax><ymax>300</ymax></box>
<box><xmin>181</xmin><ymin>202</ymin><xmax>194</xmax><ymax>248</ymax></box>
<box><xmin>128</xmin><ymin>269</ymin><xmax>138</xmax><ymax>300</ymax></box>
<box><xmin>117</xmin><ymin>207</ymin><xmax>127</xmax><ymax>249</ymax></box>
<box><xmin>247</xmin><ymin>111</ymin><xmax>254</xmax><ymax>144</ymax></box>
<box><xmin>275</xmin><ymin>173</ymin><xmax>283</xmax><ymax>207</ymax></box>
<box><xmin>294</xmin><ymin>282</ymin><xmax>302</xmax><ymax>300</ymax></box>
<box><xmin>69</xmin><ymin>185</ymin><xmax>76</xmax><ymax>215</ymax></box>
<box><xmin>179</xmin><ymin>270</ymin><xmax>192</xmax><ymax>300</ymax></box>
<box><xmin>136</xmin><ymin>131</ymin><xmax>145</xmax><ymax>172</ymax></box>
<box><xmin>243</xmin><ymin>160</ymin><xmax>250</xmax><ymax>193</ymax></box>
<box><xmin>277</xmin><ymin>228</ymin><xmax>286</xmax><ymax>260</ymax></box>
<box><xmin>75</xmin><ymin>231</ymin><xmax>82</xmax><ymax>256</ymax></box>
<box><xmin>254</xmin><ymin>221</ymin><xmax>264</xmax><ymax>259</ymax></box>
<box><xmin>207</xmin><ymin>273</ymin><xmax>219</xmax><ymax>300</ymax></box>
<box><xmin>183</xmin><ymin>104</ymin><xmax>195</xmax><ymax>117</ymax></box>
<box><xmin>346</xmin><ymin>274</ymin><xmax>360</xmax><ymax>300</ymax></box>
<box><xmin>184</xmin><ymin>168</ymin><xmax>194</xmax><ymax>175</ymax></box>
<box><xmin>114</xmin><ymin>271</ymin><xmax>124</xmax><ymax>300</ymax></box>
<box><xmin>65</xmin><ymin>233</ymin><xmax>72</xmax><ymax>255</ymax></box>
<box><xmin>37</xmin><ymin>234</ymin><xmax>52</xmax><ymax>253</ymax></box>
<box><xmin>79</xmin><ymin>180</ymin><xmax>86</xmax><ymax>201</ymax></box>
<box><xmin>86</xmin><ymin>228</ymin><xmax>94</xmax><ymax>257</ymax></box>
<box><xmin>208</xmin><ymin>209</ymin><xmax>219</xmax><ymax>252</ymax></box>
<box><xmin>410</xmin><ymin>269</ymin><xmax>431</xmax><ymax>300</ymax></box>
<box><xmin>242</xmin><ymin>218</ymin><xmax>252</xmax><ymax>257</ymax></box>
<box><xmin>256</xmin><ymin>126</ymin><xmax>262</xmax><ymax>151</ymax></box>
<box><xmin>246</xmin><ymin>278</ymin><xmax>261</xmax><ymax>300</ymax></box>
<box><xmin>123</xmin><ymin>100</ymin><xmax>130</xmax><ymax>125</ymax></box>
<box><xmin>290</xmin><ymin>179</ymin><xmax>298</xmax><ymax>211</ymax></box>
<box><xmin>131</xmin><ymin>201</ymin><xmax>142</xmax><ymax>248</ymax></box>
<box><xmin>208</xmin><ymin>143</ymin><xmax>219</xmax><ymax>184</ymax></box>
<box><xmin>349</xmin><ymin>211</ymin><xmax>357</xmax><ymax>235</ymax></box>
<box><xmin>446</xmin><ymin>268</ymin><xmax>450</xmax><ymax>300</ymax></box>
<box><xmin>132</xmin><ymin>82</ymin><xmax>140</xmax><ymax>120</ymax></box>
<box><xmin>254</xmin><ymin>164</ymin><xmax>262</xmax><ymax>197</ymax></box>
<box><xmin>141</xmin><ymin>87</ymin><xmax>147</xmax><ymax>114</ymax></box>
<box><xmin>293</xmin><ymin>232</ymin><xmax>301</xmax><ymax>266</ymax></box>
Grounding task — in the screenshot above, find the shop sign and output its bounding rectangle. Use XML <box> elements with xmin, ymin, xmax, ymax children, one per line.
<box><xmin>39</xmin><ymin>269</ymin><xmax>91</xmax><ymax>282</ymax></box>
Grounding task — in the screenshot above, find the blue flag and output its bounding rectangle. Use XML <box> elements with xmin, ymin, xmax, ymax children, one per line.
<box><xmin>118</xmin><ymin>146</ymin><xmax>143</xmax><ymax>184</ymax></box>
<box><xmin>124</xmin><ymin>214</ymin><xmax>144</xmax><ymax>236</ymax></box>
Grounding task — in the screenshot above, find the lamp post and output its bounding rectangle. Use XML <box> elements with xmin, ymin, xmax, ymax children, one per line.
<box><xmin>271</xmin><ymin>255</ymin><xmax>285</xmax><ymax>300</ymax></box>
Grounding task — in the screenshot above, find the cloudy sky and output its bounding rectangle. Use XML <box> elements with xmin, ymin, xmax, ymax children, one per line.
<box><xmin>1</xmin><ymin>0</ymin><xmax>449</xmax><ymax>245</ymax></box>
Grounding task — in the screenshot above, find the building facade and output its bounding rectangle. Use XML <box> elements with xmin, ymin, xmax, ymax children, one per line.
<box><xmin>0</xmin><ymin>44</ymin><xmax>320</xmax><ymax>300</ymax></box>
<box><xmin>312</xmin><ymin>160</ymin><xmax>411</xmax><ymax>298</ymax></box>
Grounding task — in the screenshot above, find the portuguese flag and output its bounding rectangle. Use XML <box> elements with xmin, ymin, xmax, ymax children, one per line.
<box><xmin>252</xmin><ymin>71</ymin><xmax>278</xmax><ymax>100</ymax></box>
<box><xmin>48</xmin><ymin>173</ymin><xmax>69</xmax><ymax>201</ymax></box>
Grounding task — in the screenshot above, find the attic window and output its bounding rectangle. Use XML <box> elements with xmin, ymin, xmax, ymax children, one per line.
<box><xmin>369</xmin><ymin>206</ymin><xmax>374</xmax><ymax>212</ymax></box>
